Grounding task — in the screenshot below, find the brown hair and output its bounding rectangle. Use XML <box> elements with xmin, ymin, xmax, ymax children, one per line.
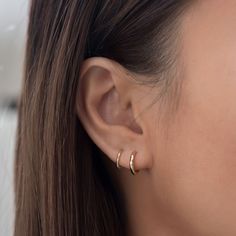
<box><xmin>14</xmin><ymin>1</ymin><xmax>189</xmax><ymax>235</ymax></box>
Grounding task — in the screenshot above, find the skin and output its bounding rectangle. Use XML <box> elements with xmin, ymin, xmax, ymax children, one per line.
<box><xmin>76</xmin><ymin>1</ymin><xmax>236</xmax><ymax>235</ymax></box>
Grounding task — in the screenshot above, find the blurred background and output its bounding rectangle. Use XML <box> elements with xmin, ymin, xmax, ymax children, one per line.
<box><xmin>0</xmin><ymin>0</ymin><xmax>29</xmax><ymax>235</ymax></box>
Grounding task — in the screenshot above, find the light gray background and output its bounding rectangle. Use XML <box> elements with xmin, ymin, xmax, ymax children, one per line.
<box><xmin>0</xmin><ymin>0</ymin><xmax>29</xmax><ymax>235</ymax></box>
<box><xmin>0</xmin><ymin>0</ymin><xmax>28</xmax><ymax>105</ymax></box>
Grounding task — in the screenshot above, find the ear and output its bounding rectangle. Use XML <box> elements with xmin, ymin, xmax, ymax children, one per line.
<box><xmin>75</xmin><ymin>57</ymin><xmax>153</xmax><ymax>172</ymax></box>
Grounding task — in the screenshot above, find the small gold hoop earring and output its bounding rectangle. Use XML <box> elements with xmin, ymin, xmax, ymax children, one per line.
<box><xmin>129</xmin><ymin>151</ymin><xmax>139</xmax><ymax>175</ymax></box>
<box><xmin>116</xmin><ymin>149</ymin><xmax>123</xmax><ymax>169</ymax></box>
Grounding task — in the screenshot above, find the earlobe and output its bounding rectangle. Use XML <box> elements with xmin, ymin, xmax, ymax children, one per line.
<box><xmin>75</xmin><ymin>57</ymin><xmax>153</xmax><ymax>173</ymax></box>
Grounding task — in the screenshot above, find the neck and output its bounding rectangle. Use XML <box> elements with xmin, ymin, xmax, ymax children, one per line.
<box><xmin>102</xmin><ymin>155</ymin><xmax>186</xmax><ymax>236</ymax></box>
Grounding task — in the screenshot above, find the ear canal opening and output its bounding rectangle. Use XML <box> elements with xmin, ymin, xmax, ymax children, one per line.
<box><xmin>127</xmin><ymin>103</ymin><xmax>143</xmax><ymax>135</ymax></box>
<box><xmin>98</xmin><ymin>86</ymin><xmax>144</xmax><ymax>135</ymax></box>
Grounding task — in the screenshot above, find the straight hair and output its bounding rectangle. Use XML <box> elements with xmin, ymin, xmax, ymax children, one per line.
<box><xmin>14</xmin><ymin>1</ymin><xmax>189</xmax><ymax>235</ymax></box>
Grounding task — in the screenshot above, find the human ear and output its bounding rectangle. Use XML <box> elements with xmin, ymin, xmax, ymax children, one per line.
<box><xmin>75</xmin><ymin>57</ymin><xmax>153</xmax><ymax>172</ymax></box>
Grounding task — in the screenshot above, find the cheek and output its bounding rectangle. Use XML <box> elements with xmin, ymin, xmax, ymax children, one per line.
<box><xmin>151</xmin><ymin>70</ymin><xmax>236</xmax><ymax>234</ymax></box>
<box><xmin>149</xmin><ymin>6</ymin><xmax>236</xmax><ymax>233</ymax></box>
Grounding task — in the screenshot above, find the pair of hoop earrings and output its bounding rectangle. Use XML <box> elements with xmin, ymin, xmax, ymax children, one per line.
<box><xmin>116</xmin><ymin>149</ymin><xmax>139</xmax><ymax>175</ymax></box>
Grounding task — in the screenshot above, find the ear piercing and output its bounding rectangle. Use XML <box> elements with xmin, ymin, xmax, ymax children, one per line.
<box><xmin>116</xmin><ymin>149</ymin><xmax>139</xmax><ymax>175</ymax></box>
<box><xmin>116</xmin><ymin>149</ymin><xmax>123</xmax><ymax>169</ymax></box>
<box><xmin>129</xmin><ymin>150</ymin><xmax>139</xmax><ymax>175</ymax></box>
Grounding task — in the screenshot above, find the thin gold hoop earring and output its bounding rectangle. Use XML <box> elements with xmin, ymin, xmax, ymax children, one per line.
<box><xmin>116</xmin><ymin>149</ymin><xmax>123</xmax><ymax>169</ymax></box>
<box><xmin>129</xmin><ymin>151</ymin><xmax>139</xmax><ymax>175</ymax></box>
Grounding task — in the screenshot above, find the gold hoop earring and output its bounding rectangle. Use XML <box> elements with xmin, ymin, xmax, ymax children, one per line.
<box><xmin>116</xmin><ymin>149</ymin><xmax>123</xmax><ymax>169</ymax></box>
<box><xmin>129</xmin><ymin>151</ymin><xmax>139</xmax><ymax>175</ymax></box>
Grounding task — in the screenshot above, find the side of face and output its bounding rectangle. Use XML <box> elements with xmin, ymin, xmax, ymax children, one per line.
<box><xmin>149</xmin><ymin>1</ymin><xmax>236</xmax><ymax>235</ymax></box>
<box><xmin>75</xmin><ymin>1</ymin><xmax>236</xmax><ymax>235</ymax></box>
